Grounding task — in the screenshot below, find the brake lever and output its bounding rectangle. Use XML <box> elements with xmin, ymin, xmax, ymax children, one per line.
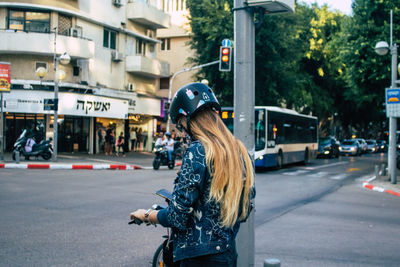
<box><xmin>128</xmin><ymin>218</ymin><xmax>143</xmax><ymax>225</ymax></box>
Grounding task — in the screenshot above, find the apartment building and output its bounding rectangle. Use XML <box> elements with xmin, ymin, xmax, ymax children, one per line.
<box><xmin>156</xmin><ymin>0</ymin><xmax>195</xmax><ymax>101</ymax></box>
<box><xmin>0</xmin><ymin>0</ymin><xmax>171</xmax><ymax>153</ymax></box>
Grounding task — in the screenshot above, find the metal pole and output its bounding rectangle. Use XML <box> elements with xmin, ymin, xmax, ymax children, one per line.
<box><xmin>166</xmin><ymin>60</ymin><xmax>219</xmax><ymax>132</ymax></box>
<box><xmin>0</xmin><ymin>92</ymin><xmax>3</xmax><ymax>161</ymax></box>
<box><xmin>389</xmin><ymin>10</ymin><xmax>397</xmax><ymax>184</ymax></box>
<box><xmin>53</xmin><ymin>28</ymin><xmax>59</xmax><ymax>161</ymax></box>
<box><xmin>389</xmin><ymin>44</ymin><xmax>397</xmax><ymax>184</ymax></box>
<box><xmin>234</xmin><ymin>0</ymin><xmax>255</xmax><ymax>265</ymax></box>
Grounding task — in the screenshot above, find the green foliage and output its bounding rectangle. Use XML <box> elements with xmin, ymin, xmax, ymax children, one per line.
<box><xmin>338</xmin><ymin>0</ymin><xmax>400</xmax><ymax>134</ymax></box>
<box><xmin>186</xmin><ymin>0</ymin><xmax>234</xmax><ymax>106</ymax></box>
<box><xmin>186</xmin><ymin>0</ymin><xmax>398</xmax><ymax>137</ymax></box>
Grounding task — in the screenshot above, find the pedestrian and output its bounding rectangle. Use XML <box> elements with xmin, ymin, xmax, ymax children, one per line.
<box><xmin>136</xmin><ymin>128</ymin><xmax>142</xmax><ymax>151</ymax></box>
<box><xmin>105</xmin><ymin>128</ymin><xmax>112</xmax><ymax>156</ymax></box>
<box><xmin>130</xmin><ymin>82</ymin><xmax>255</xmax><ymax>266</ymax></box>
<box><xmin>130</xmin><ymin>127</ymin><xmax>137</xmax><ymax>152</ymax></box>
<box><xmin>116</xmin><ymin>131</ymin><xmax>125</xmax><ymax>157</ymax></box>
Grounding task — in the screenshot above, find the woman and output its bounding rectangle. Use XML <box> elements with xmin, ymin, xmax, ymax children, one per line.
<box><xmin>130</xmin><ymin>82</ymin><xmax>255</xmax><ymax>266</ymax></box>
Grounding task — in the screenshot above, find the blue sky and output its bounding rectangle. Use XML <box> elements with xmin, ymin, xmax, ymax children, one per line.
<box><xmin>300</xmin><ymin>0</ymin><xmax>353</xmax><ymax>15</ymax></box>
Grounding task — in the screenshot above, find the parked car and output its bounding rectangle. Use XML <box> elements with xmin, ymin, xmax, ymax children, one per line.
<box><xmin>376</xmin><ymin>140</ymin><xmax>388</xmax><ymax>152</ymax></box>
<box><xmin>317</xmin><ymin>136</ymin><xmax>340</xmax><ymax>158</ymax></box>
<box><xmin>339</xmin><ymin>139</ymin><xmax>361</xmax><ymax>156</ymax></box>
<box><xmin>366</xmin><ymin>139</ymin><xmax>379</xmax><ymax>153</ymax></box>
<box><xmin>354</xmin><ymin>138</ymin><xmax>367</xmax><ymax>154</ymax></box>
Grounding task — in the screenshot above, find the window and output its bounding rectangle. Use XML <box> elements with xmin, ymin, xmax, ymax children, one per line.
<box><xmin>160</xmin><ymin>38</ymin><xmax>170</xmax><ymax>51</ymax></box>
<box><xmin>160</xmin><ymin>77</ymin><xmax>170</xmax><ymax>89</ymax></box>
<box><xmin>136</xmin><ymin>39</ymin><xmax>146</xmax><ymax>55</ymax></box>
<box><xmin>35</xmin><ymin>62</ymin><xmax>47</xmax><ymax>71</ymax></box>
<box><xmin>8</xmin><ymin>9</ymin><xmax>50</xmax><ymax>33</ymax></box>
<box><xmin>103</xmin><ymin>28</ymin><xmax>117</xmax><ymax>49</ymax></box>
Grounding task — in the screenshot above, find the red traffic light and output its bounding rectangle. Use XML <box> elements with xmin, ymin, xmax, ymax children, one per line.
<box><xmin>222</xmin><ymin>48</ymin><xmax>230</xmax><ymax>55</ymax></box>
<box><xmin>219</xmin><ymin>46</ymin><xmax>232</xmax><ymax>72</ymax></box>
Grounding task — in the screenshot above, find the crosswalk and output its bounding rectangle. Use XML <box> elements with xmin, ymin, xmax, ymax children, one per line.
<box><xmin>282</xmin><ymin>170</ymin><xmax>349</xmax><ymax>180</ymax></box>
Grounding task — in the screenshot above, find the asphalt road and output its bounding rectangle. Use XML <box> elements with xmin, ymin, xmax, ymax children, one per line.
<box><xmin>0</xmin><ymin>153</ymin><xmax>399</xmax><ymax>267</ymax></box>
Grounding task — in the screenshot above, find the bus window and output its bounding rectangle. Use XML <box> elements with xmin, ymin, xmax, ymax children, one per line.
<box><xmin>255</xmin><ymin>109</ymin><xmax>266</xmax><ymax>151</ymax></box>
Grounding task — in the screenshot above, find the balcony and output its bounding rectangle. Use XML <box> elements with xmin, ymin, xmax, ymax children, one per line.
<box><xmin>126</xmin><ymin>1</ymin><xmax>171</xmax><ymax>29</ymax></box>
<box><xmin>126</xmin><ymin>55</ymin><xmax>170</xmax><ymax>78</ymax></box>
<box><xmin>0</xmin><ymin>30</ymin><xmax>95</xmax><ymax>59</ymax></box>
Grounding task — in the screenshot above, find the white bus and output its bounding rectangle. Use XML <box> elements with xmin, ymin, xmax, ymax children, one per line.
<box><xmin>221</xmin><ymin>106</ymin><xmax>318</xmax><ymax>168</ymax></box>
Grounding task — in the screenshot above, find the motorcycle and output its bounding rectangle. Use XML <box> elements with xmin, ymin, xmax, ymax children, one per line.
<box><xmin>12</xmin><ymin>130</ymin><xmax>53</xmax><ymax>161</ymax></box>
<box><xmin>153</xmin><ymin>145</ymin><xmax>175</xmax><ymax>170</ymax></box>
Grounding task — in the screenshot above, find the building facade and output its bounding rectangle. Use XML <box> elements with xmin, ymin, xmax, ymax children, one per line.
<box><xmin>0</xmin><ymin>0</ymin><xmax>171</xmax><ymax>153</ymax></box>
<box><xmin>156</xmin><ymin>0</ymin><xmax>197</xmax><ymax>126</ymax></box>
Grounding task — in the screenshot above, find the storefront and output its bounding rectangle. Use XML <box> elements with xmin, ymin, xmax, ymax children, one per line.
<box><xmin>126</xmin><ymin>94</ymin><xmax>162</xmax><ymax>152</ymax></box>
<box><xmin>3</xmin><ymin>89</ymin><xmax>129</xmax><ymax>153</ymax></box>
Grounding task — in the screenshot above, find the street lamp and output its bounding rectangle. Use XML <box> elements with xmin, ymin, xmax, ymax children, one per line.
<box><xmin>35</xmin><ymin>67</ymin><xmax>47</xmax><ymax>86</ymax></box>
<box><xmin>52</xmin><ymin>28</ymin><xmax>70</xmax><ymax>161</ymax></box>
<box><xmin>375</xmin><ymin>10</ymin><xmax>397</xmax><ymax>184</ymax></box>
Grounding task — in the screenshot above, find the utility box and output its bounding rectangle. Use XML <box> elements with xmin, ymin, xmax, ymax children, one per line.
<box><xmin>246</xmin><ymin>0</ymin><xmax>295</xmax><ymax>13</ymax></box>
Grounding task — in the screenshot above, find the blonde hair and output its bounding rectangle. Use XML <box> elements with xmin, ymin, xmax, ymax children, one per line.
<box><xmin>189</xmin><ymin>109</ymin><xmax>254</xmax><ymax>227</ymax></box>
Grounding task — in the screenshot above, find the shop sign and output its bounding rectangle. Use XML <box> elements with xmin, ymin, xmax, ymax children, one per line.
<box><xmin>59</xmin><ymin>93</ymin><xmax>129</xmax><ymax>119</ymax></box>
<box><xmin>3</xmin><ymin>90</ymin><xmax>50</xmax><ymax>114</ymax></box>
<box><xmin>0</xmin><ymin>62</ymin><xmax>11</xmax><ymax>92</ymax></box>
<box><xmin>3</xmin><ymin>90</ymin><xmax>129</xmax><ymax>119</ymax></box>
<box><xmin>128</xmin><ymin>95</ymin><xmax>161</xmax><ymax>116</ymax></box>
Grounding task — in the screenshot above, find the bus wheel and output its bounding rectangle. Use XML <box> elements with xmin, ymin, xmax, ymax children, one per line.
<box><xmin>304</xmin><ymin>148</ymin><xmax>310</xmax><ymax>165</ymax></box>
<box><xmin>276</xmin><ymin>151</ymin><xmax>283</xmax><ymax>169</ymax></box>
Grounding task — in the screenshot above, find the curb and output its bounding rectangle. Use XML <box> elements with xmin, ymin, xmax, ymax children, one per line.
<box><xmin>0</xmin><ymin>162</ymin><xmax>182</xmax><ymax>170</ymax></box>
<box><xmin>363</xmin><ymin>176</ymin><xmax>400</xmax><ymax>198</ymax></box>
<box><xmin>0</xmin><ymin>163</ymin><xmax>142</xmax><ymax>170</ymax></box>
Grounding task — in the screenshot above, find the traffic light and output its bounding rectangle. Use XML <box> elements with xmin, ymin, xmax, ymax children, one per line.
<box><xmin>219</xmin><ymin>46</ymin><xmax>232</xmax><ymax>72</ymax></box>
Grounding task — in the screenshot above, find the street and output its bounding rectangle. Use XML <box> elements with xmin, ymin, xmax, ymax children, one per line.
<box><xmin>1</xmin><ymin>153</ymin><xmax>399</xmax><ymax>267</ymax></box>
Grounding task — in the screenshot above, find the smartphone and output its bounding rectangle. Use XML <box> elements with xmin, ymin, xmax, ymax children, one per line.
<box><xmin>156</xmin><ymin>189</ymin><xmax>173</xmax><ymax>201</ymax></box>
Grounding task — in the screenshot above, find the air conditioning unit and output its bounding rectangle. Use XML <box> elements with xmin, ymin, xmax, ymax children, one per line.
<box><xmin>127</xmin><ymin>83</ymin><xmax>135</xmax><ymax>92</ymax></box>
<box><xmin>113</xmin><ymin>0</ymin><xmax>122</xmax><ymax>7</ymax></box>
<box><xmin>111</xmin><ymin>51</ymin><xmax>124</xmax><ymax>62</ymax></box>
<box><xmin>68</xmin><ymin>27</ymin><xmax>82</xmax><ymax>38</ymax></box>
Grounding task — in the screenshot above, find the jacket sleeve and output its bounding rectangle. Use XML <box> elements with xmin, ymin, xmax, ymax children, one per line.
<box><xmin>157</xmin><ymin>142</ymin><xmax>207</xmax><ymax>230</ymax></box>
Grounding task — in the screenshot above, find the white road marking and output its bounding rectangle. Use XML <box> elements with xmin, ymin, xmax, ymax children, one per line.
<box><xmin>308</xmin><ymin>172</ymin><xmax>328</xmax><ymax>178</ymax></box>
<box><xmin>304</xmin><ymin>161</ymin><xmax>348</xmax><ymax>170</ymax></box>
<box><xmin>330</xmin><ymin>174</ymin><xmax>348</xmax><ymax>180</ymax></box>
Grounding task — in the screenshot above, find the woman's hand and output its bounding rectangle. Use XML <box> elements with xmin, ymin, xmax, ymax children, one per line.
<box><xmin>130</xmin><ymin>209</ymin><xmax>147</xmax><ymax>221</ymax></box>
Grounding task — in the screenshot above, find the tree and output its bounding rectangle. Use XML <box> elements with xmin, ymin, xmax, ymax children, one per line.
<box><xmin>186</xmin><ymin>0</ymin><xmax>234</xmax><ymax>106</ymax></box>
<box><xmin>338</xmin><ymin>0</ymin><xmax>400</xmax><ymax>137</ymax></box>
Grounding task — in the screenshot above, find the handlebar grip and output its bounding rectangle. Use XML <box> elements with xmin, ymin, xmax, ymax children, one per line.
<box><xmin>128</xmin><ymin>218</ymin><xmax>143</xmax><ymax>225</ymax></box>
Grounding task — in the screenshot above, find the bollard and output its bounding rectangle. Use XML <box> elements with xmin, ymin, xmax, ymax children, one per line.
<box><xmin>375</xmin><ymin>165</ymin><xmax>380</xmax><ymax>180</ymax></box>
<box><xmin>381</xmin><ymin>163</ymin><xmax>387</xmax><ymax>176</ymax></box>
<box><xmin>15</xmin><ymin>151</ymin><xmax>20</xmax><ymax>164</ymax></box>
<box><xmin>264</xmin><ymin>258</ymin><xmax>281</xmax><ymax>267</ymax></box>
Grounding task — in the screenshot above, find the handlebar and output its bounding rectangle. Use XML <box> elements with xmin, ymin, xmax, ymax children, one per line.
<box><xmin>129</xmin><ymin>189</ymin><xmax>172</xmax><ymax>226</ymax></box>
<box><xmin>128</xmin><ymin>217</ymin><xmax>143</xmax><ymax>225</ymax></box>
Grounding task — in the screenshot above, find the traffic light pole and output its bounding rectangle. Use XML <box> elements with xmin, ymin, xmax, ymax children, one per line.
<box><xmin>166</xmin><ymin>60</ymin><xmax>219</xmax><ymax>132</ymax></box>
<box><xmin>233</xmin><ymin>0</ymin><xmax>255</xmax><ymax>266</ymax></box>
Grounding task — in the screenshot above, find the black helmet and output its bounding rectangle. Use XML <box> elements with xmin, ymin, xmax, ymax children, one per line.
<box><xmin>165</xmin><ymin>132</ymin><xmax>171</xmax><ymax>137</ymax></box>
<box><xmin>169</xmin><ymin>82</ymin><xmax>221</xmax><ymax>125</ymax></box>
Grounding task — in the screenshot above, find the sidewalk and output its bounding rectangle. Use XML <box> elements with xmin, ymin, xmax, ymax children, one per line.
<box><xmin>0</xmin><ymin>151</ymin><xmax>168</xmax><ymax>170</ymax></box>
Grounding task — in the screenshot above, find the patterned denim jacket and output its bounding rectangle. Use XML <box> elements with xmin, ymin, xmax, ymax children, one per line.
<box><xmin>157</xmin><ymin>140</ymin><xmax>255</xmax><ymax>262</ymax></box>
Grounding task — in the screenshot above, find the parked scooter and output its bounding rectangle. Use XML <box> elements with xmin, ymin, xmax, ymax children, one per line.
<box><xmin>12</xmin><ymin>130</ymin><xmax>53</xmax><ymax>161</ymax></box>
<box><xmin>152</xmin><ymin>145</ymin><xmax>175</xmax><ymax>170</ymax></box>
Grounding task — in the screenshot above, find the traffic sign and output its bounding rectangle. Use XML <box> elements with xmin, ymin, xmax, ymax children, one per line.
<box><xmin>386</xmin><ymin>88</ymin><xmax>400</xmax><ymax>117</ymax></box>
<box><xmin>222</xmin><ymin>39</ymin><xmax>231</xmax><ymax>47</ymax></box>
<box><xmin>44</xmin><ymin>98</ymin><xmax>58</xmax><ymax>111</ymax></box>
